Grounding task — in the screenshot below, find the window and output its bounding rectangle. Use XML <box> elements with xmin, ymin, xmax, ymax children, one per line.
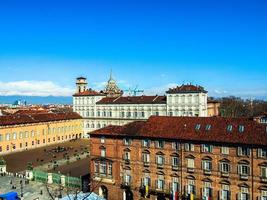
<box><xmin>202</xmin><ymin>182</ymin><xmax>212</xmax><ymax>198</ymax></box>
<box><xmin>202</xmin><ymin>144</ymin><xmax>213</xmax><ymax>153</ymax></box>
<box><xmin>126</xmin><ymin>112</ymin><xmax>131</xmax><ymax>117</ymax></box>
<box><xmin>220</xmin><ymin>162</ymin><xmax>230</xmax><ymax>173</ymax></box>
<box><xmin>134</xmin><ymin>111</ymin><xmax>138</xmax><ymax>117</ymax></box>
<box><xmin>142</xmin><ymin>139</ymin><xmax>150</xmax><ymax>148</ymax></box>
<box><xmin>12</xmin><ymin>132</ymin><xmax>17</xmax><ymax>140</ymax></box>
<box><xmin>187</xmin><ymin>158</ymin><xmax>195</xmax><ymax>168</ymax></box>
<box><xmin>261</xmin><ymin>167</ymin><xmax>267</xmax><ymax>178</ymax></box>
<box><xmin>261</xmin><ymin>190</ymin><xmax>267</xmax><ymax>200</ymax></box>
<box><xmin>123</xmin><ymin>138</ymin><xmax>132</xmax><ymax>145</ymax></box>
<box><xmin>124</xmin><ymin>151</ymin><xmax>130</xmax><ymax>161</ymax></box>
<box><xmin>141</xmin><ymin>112</ymin><xmax>145</xmax><ymax>117</ymax></box>
<box><xmin>142</xmin><ymin>152</ymin><xmax>150</xmax><ymax>163</ymax></box>
<box><xmin>238</xmin><ymin>187</ymin><xmax>249</xmax><ymax>200</ymax></box>
<box><xmin>205</xmin><ymin>124</ymin><xmax>212</xmax><ymax>131</ymax></box>
<box><xmin>238</xmin><ymin>164</ymin><xmax>250</xmax><ymax>176</ymax></box>
<box><xmin>0</xmin><ymin>134</ymin><xmax>2</xmax><ymax>141</ymax></box>
<box><xmin>108</xmin><ymin>163</ymin><xmax>112</xmax><ymax>176</ymax></box>
<box><xmin>220</xmin><ymin>184</ymin><xmax>230</xmax><ymax>200</ymax></box>
<box><xmin>187</xmin><ymin>180</ymin><xmax>195</xmax><ymax>195</ymax></box>
<box><xmin>100</xmin><ymin>163</ymin><xmax>107</xmax><ymax>175</ymax></box>
<box><xmin>238</xmin><ymin>125</ymin><xmax>245</xmax><ymax>133</ymax></box>
<box><xmin>221</xmin><ymin>147</ymin><xmax>229</xmax><ymax>155</ymax></box>
<box><xmin>172</xmin><ymin>142</ymin><xmax>180</xmax><ymax>150</ymax></box>
<box><xmin>6</xmin><ymin>133</ymin><xmax>10</xmax><ymax>141</ymax></box>
<box><xmin>195</xmin><ymin>124</ymin><xmax>201</xmax><ymax>131</ymax></box>
<box><xmin>227</xmin><ymin>125</ymin><xmax>233</xmax><ymax>132</ymax></box>
<box><xmin>100</xmin><ymin>137</ymin><xmax>105</xmax><ymax>144</ymax></box>
<box><xmin>156</xmin><ymin>155</ymin><xmax>165</xmax><ymax>165</ymax></box>
<box><xmin>124</xmin><ymin>174</ymin><xmax>131</xmax><ymax>185</ymax></box>
<box><xmin>121</xmin><ymin>112</ymin><xmax>125</xmax><ymax>118</ymax></box>
<box><xmin>184</xmin><ymin>143</ymin><xmax>194</xmax><ymax>152</ymax></box>
<box><xmin>172</xmin><ymin>156</ymin><xmax>179</xmax><ymax>167</ymax></box>
<box><xmin>100</xmin><ymin>148</ymin><xmax>106</xmax><ymax>157</ymax></box>
<box><xmin>258</xmin><ymin>148</ymin><xmax>267</xmax><ymax>158</ymax></box>
<box><xmin>238</xmin><ymin>147</ymin><xmax>250</xmax><ymax>156</ymax></box>
<box><xmin>156</xmin><ymin>140</ymin><xmax>164</xmax><ymax>148</ymax></box>
<box><xmin>172</xmin><ymin>177</ymin><xmax>179</xmax><ymax>192</ymax></box>
<box><xmin>142</xmin><ymin>176</ymin><xmax>151</xmax><ymax>186</ymax></box>
<box><xmin>156</xmin><ymin>176</ymin><xmax>165</xmax><ymax>190</ymax></box>
<box><xmin>202</xmin><ymin>160</ymin><xmax>212</xmax><ymax>171</ymax></box>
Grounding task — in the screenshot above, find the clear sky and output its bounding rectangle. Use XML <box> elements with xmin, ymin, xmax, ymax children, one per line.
<box><xmin>0</xmin><ymin>0</ymin><xmax>266</xmax><ymax>99</ymax></box>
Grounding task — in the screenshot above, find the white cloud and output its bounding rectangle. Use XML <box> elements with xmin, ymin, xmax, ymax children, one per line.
<box><xmin>0</xmin><ymin>81</ymin><xmax>74</xmax><ymax>97</ymax></box>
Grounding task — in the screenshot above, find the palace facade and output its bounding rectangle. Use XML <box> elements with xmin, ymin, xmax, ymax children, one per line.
<box><xmin>73</xmin><ymin>76</ymin><xmax>208</xmax><ymax>134</ymax></box>
<box><xmin>0</xmin><ymin>112</ymin><xmax>83</xmax><ymax>155</ymax></box>
<box><xmin>90</xmin><ymin>116</ymin><xmax>267</xmax><ymax>200</ymax></box>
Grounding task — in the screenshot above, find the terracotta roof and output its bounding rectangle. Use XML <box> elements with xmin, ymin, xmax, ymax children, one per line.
<box><xmin>73</xmin><ymin>88</ymin><xmax>105</xmax><ymax>96</ymax></box>
<box><xmin>166</xmin><ymin>84</ymin><xmax>207</xmax><ymax>94</ymax></box>
<box><xmin>0</xmin><ymin>112</ymin><xmax>82</xmax><ymax>126</ymax></box>
<box><xmin>96</xmin><ymin>95</ymin><xmax>166</xmax><ymax>104</ymax></box>
<box><xmin>91</xmin><ymin>116</ymin><xmax>267</xmax><ymax>146</ymax></box>
<box><xmin>14</xmin><ymin>109</ymin><xmax>49</xmax><ymax>115</ymax></box>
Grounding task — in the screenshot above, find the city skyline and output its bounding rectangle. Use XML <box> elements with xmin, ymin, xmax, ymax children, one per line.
<box><xmin>0</xmin><ymin>0</ymin><xmax>266</xmax><ymax>100</ymax></box>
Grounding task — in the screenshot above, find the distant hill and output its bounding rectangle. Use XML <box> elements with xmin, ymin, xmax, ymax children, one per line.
<box><xmin>0</xmin><ymin>96</ymin><xmax>72</xmax><ymax>105</ymax></box>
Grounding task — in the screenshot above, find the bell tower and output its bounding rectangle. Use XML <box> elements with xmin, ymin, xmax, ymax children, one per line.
<box><xmin>76</xmin><ymin>77</ymin><xmax>88</xmax><ymax>93</ymax></box>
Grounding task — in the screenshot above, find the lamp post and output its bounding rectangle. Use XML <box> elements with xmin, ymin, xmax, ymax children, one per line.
<box><xmin>20</xmin><ymin>180</ymin><xmax>24</xmax><ymax>198</ymax></box>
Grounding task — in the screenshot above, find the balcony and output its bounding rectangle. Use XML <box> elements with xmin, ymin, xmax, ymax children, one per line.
<box><xmin>172</xmin><ymin>165</ymin><xmax>179</xmax><ymax>171</ymax></box>
<box><xmin>121</xmin><ymin>181</ymin><xmax>131</xmax><ymax>189</ymax></box>
<box><xmin>239</xmin><ymin>174</ymin><xmax>249</xmax><ymax>180</ymax></box>
<box><xmin>261</xmin><ymin>177</ymin><xmax>267</xmax><ymax>183</ymax></box>
<box><xmin>143</xmin><ymin>162</ymin><xmax>150</xmax><ymax>167</ymax></box>
<box><xmin>221</xmin><ymin>172</ymin><xmax>230</xmax><ymax>178</ymax></box>
<box><xmin>157</xmin><ymin>164</ymin><xmax>164</xmax><ymax>169</ymax></box>
<box><xmin>203</xmin><ymin>170</ymin><xmax>212</xmax><ymax>175</ymax></box>
<box><xmin>187</xmin><ymin>167</ymin><xmax>195</xmax><ymax>173</ymax></box>
<box><xmin>123</xmin><ymin>159</ymin><xmax>130</xmax><ymax>165</ymax></box>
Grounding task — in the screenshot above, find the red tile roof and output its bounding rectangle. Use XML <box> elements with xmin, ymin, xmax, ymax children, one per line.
<box><xmin>0</xmin><ymin>112</ymin><xmax>82</xmax><ymax>126</ymax></box>
<box><xmin>96</xmin><ymin>95</ymin><xmax>166</xmax><ymax>104</ymax></box>
<box><xmin>73</xmin><ymin>89</ymin><xmax>105</xmax><ymax>96</ymax></box>
<box><xmin>91</xmin><ymin>116</ymin><xmax>267</xmax><ymax>146</ymax></box>
<box><xmin>14</xmin><ymin>109</ymin><xmax>49</xmax><ymax>115</ymax></box>
<box><xmin>166</xmin><ymin>84</ymin><xmax>207</xmax><ymax>94</ymax></box>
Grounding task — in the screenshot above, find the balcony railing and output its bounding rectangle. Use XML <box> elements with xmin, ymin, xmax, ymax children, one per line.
<box><xmin>143</xmin><ymin>162</ymin><xmax>150</xmax><ymax>167</ymax></box>
<box><xmin>221</xmin><ymin>171</ymin><xmax>230</xmax><ymax>178</ymax></box>
<box><xmin>123</xmin><ymin>159</ymin><xmax>130</xmax><ymax>165</ymax></box>
<box><xmin>157</xmin><ymin>163</ymin><xmax>164</xmax><ymax>169</ymax></box>
<box><xmin>239</xmin><ymin>174</ymin><xmax>249</xmax><ymax>180</ymax></box>
<box><xmin>187</xmin><ymin>167</ymin><xmax>195</xmax><ymax>173</ymax></box>
<box><xmin>203</xmin><ymin>169</ymin><xmax>212</xmax><ymax>175</ymax></box>
<box><xmin>172</xmin><ymin>165</ymin><xmax>179</xmax><ymax>171</ymax></box>
<box><xmin>261</xmin><ymin>176</ymin><xmax>267</xmax><ymax>183</ymax></box>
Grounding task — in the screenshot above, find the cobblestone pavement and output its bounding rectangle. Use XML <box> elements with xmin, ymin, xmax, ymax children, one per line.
<box><xmin>0</xmin><ymin>175</ymin><xmax>79</xmax><ymax>200</ymax></box>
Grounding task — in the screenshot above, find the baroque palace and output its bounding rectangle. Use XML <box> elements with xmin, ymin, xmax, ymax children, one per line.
<box><xmin>73</xmin><ymin>75</ymin><xmax>210</xmax><ymax>134</ymax></box>
<box><xmin>0</xmin><ymin>112</ymin><xmax>83</xmax><ymax>155</ymax></box>
<box><xmin>90</xmin><ymin>116</ymin><xmax>267</xmax><ymax>200</ymax></box>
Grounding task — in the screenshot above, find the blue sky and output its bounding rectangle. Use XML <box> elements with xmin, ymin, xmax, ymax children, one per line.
<box><xmin>0</xmin><ymin>0</ymin><xmax>266</xmax><ymax>99</ymax></box>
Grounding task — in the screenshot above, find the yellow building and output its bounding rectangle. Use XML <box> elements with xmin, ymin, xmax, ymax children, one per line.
<box><xmin>0</xmin><ymin>112</ymin><xmax>83</xmax><ymax>155</ymax></box>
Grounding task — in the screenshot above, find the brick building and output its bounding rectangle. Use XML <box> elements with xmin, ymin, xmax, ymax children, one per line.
<box><xmin>90</xmin><ymin>116</ymin><xmax>267</xmax><ymax>200</ymax></box>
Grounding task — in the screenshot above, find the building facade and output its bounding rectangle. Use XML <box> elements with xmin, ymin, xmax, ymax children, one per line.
<box><xmin>0</xmin><ymin>112</ymin><xmax>83</xmax><ymax>155</ymax></box>
<box><xmin>90</xmin><ymin>116</ymin><xmax>267</xmax><ymax>200</ymax></box>
<box><xmin>73</xmin><ymin>76</ymin><xmax>208</xmax><ymax>134</ymax></box>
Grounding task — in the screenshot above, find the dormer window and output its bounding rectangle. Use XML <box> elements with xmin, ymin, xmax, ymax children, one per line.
<box><xmin>123</xmin><ymin>138</ymin><xmax>132</xmax><ymax>146</ymax></box>
<box><xmin>195</xmin><ymin>124</ymin><xmax>201</xmax><ymax>131</ymax></box>
<box><xmin>205</xmin><ymin>124</ymin><xmax>212</xmax><ymax>131</ymax></box>
<box><xmin>227</xmin><ymin>125</ymin><xmax>233</xmax><ymax>133</ymax></box>
<box><xmin>238</xmin><ymin>125</ymin><xmax>245</xmax><ymax>133</ymax></box>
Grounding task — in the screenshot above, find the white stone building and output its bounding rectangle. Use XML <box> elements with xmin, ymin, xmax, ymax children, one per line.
<box><xmin>73</xmin><ymin>76</ymin><xmax>208</xmax><ymax>134</ymax></box>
